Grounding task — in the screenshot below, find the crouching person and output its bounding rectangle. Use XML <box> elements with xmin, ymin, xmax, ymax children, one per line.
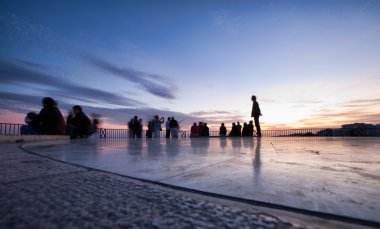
<box><xmin>20</xmin><ymin>112</ymin><xmax>41</xmax><ymax>135</ymax></box>
<box><xmin>67</xmin><ymin>105</ymin><xmax>93</xmax><ymax>139</ymax></box>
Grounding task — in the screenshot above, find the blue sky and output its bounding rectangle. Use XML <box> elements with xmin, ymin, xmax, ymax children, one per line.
<box><xmin>1</xmin><ymin>0</ymin><xmax>380</xmax><ymax>129</ymax></box>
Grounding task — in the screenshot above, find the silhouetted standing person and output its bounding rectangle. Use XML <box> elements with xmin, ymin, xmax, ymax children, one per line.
<box><xmin>247</xmin><ymin>120</ymin><xmax>254</xmax><ymax>137</ymax></box>
<box><xmin>137</xmin><ymin>118</ymin><xmax>143</xmax><ymax>138</ymax></box>
<box><xmin>146</xmin><ymin>121</ymin><xmax>153</xmax><ymax>138</ymax></box>
<box><xmin>230</xmin><ymin>122</ymin><xmax>237</xmax><ymax>137</ymax></box>
<box><xmin>128</xmin><ymin>118</ymin><xmax>134</xmax><ymax>138</ymax></box>
<box><xmin>236</xmin><ymin>122</ymin><xmax>242</xmax><ymax>137</ymax></box>
<box><xmin>242</xmin><ymin>122</ymin><xmax>248</xmax><ymax>137</ymax></box>
<box><xmin>219</xmin><ymin>123</ymin><xmax>227</xmax><ymax>137</ymax></box>
<box><xmin>165</xmin><ymin>117</ymin><xmax>171</xmax><ymax>138</ymax></box>
<box><xmin>152</xmin><ymin>115</ymin><xmax>164</xmax><ymax>138</ymax></box>
<box><xmin>190</xmin><ymin>123</ymin><xmax>199</xmax><ymax>137</ymax></box>
<box><xmin>251</xmin><ymin>95</ymin><xmax>262</xmax><ymax>137</ymax></box>
<box><xmin>169</xmin><ymin>117</ymin><xmax>179</xmax><ymax>138</ymax></box>
<box><xmin>198</xmin><ymin>122</ymin><xmax>204</xmax><ymax>137</ymax></box>
<box><xmin>132</xmin><ymin>116</ymin><xmax>140</xmax><ymax>138</ymax></box>
<box><xmin>201</xmin><ymin>123</ymin><xmax>209</xmax><ymax>137</ymax></box>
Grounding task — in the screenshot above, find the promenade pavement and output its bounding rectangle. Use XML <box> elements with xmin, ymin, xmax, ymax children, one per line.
<box><xmin>1</xmin><ymin>138</ymin><xmax>378</xmax><ymax>228</ymax></box>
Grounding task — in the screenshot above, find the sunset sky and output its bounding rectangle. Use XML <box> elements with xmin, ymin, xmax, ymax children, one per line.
<box><xmin>1</xmin><ymin>0</ymin><xmax>380</xmax><ymax>129</ymax></box>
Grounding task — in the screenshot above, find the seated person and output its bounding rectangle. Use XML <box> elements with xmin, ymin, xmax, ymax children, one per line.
<box><xmin>20</xmin><ymin>112</ymin><xmax>41</xmax><ymax>135</ymax></box>
<box><xmin>38</xmin><ymin>97</ymin><xmax>66</xmax><ymax>135</ymax></box>
<box><xmin>67</xmin><ymin>105</ymin><xmax>93</xmax><ymax>139</ymax></box>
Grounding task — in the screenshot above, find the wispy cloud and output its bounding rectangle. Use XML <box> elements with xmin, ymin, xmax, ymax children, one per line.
<box><xmin>0</xmin><ymin>91</ymin><xmax>200</xmax><ymax>128</ymax></box>
<box><xmin>0</xmin><ymin>91</ymin><xmax>42</xmax><ymax>114</ymax></box>
<box><xmin>295</xmin><ymin>107</ymin><xmax>380</xmax><ymax>128</ymax></box>
<box><xmin>189</xmin><ymin>109</ymin><xmax>246</xmax><ymax>127</ymax></box>
<box><xmin>83</xmin><ymin>55</ymin><xmax>177</xmax><ymax>99</ymax></box>
<box><xmin>189</xmin><ymin>110</ymin><xmax>234</xmax><ymax>116</ymax></box>
<box><xmin>210</xmin><ymin>9</ymin><xmax>240</xmax><ymax>35</ymax></box>
<box><xmin>0</xmin><ymin>59</ymin><xmax>142</xmax><ymax>107</ymax></box>
<box><xmin>339</xmin><ymin>98</ymin><xmax>380</xmax><ymax>108</ymax></box>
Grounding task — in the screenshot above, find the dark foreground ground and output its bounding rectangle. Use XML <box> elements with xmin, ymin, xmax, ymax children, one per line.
<box><xmin>0</xmin><ymin>143</ymin><xmax>373</xmax><ymax>229</ymax></box>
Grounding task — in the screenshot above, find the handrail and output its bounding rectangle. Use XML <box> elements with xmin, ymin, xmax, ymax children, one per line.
<box><xmin>1</xmin><ymin>123</ymin><xmax>379</xmax><ymax>137</ymax></box>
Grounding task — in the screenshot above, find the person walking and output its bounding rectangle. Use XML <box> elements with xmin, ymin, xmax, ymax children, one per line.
<box><xmin>251</xmin><ymin>95</ymin><xmax>262</xmax><ymax>137</ymax></box>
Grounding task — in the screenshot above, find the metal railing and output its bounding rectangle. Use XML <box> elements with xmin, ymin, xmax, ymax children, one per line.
<box><xmin>0</xmin><ymin>123</ymin><xmax>22</xmax><ymax>135</ymax></box>
<box><xmin>2</xmin><ymin>123</ymin><xmax>380</xmax><ymax>138</ymax></box>
<box><xmin>97</xmin><ymin>127</ymin><xmax>380</xmax><ymax>138</ymax></box>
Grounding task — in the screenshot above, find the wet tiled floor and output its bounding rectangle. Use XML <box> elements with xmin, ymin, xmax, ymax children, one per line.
<box><xmin>22</xmin><ymin>137</ymin><xmax>380</xmax><ymax>223</ymax></box>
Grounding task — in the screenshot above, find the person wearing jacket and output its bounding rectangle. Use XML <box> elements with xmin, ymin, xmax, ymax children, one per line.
<box><xmin>38</xmin><ymin>97</ymin><xmax>66</xmax><ymax>135</ymax></box>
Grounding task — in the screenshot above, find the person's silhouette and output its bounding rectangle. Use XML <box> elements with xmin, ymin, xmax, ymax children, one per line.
<box><xmin>251</xmin><ymin>95</ymin><xmax>262</xmax><ymax>137</ymax></box>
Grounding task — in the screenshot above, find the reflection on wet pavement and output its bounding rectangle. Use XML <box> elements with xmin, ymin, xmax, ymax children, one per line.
<box><xmin>23</xmin><ymin>137</ymin><xmax>380</xmax><ymax>223</ymax></box>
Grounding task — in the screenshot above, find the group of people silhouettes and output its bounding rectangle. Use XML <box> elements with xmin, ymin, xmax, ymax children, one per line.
<box><xmin>190</xmin><ymin>122</ymin><xmax>210</xmax><ymax>137</ymax></box>
<box><xmin>128</xmin><ymin>116</ymin><xmax>180</xmax><ymax>138</ymax></box>
<box><xmin>191</xmin><ymin>95</ymin><xmax>262</xmax><ymax>137</ymax></box>
<box><xmin>21</xmin><ymin>95</ymin><xmax>262</xmax><ymax>138</ymax></box>
<box><xmin>20</xmin><ymin>97</ymin><xmax>98</xmax><ymax>139</ymax></box>
<box><xmin>224</xmin><ymin>121</ymin><xmax>255</xmax><ymax>137</ymax></box>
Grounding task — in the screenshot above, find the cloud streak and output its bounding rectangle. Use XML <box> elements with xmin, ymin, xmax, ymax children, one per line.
<box><xmin>0</xmin><ymin>59</ymin><xmax>142</xmax><ymax>107</ymax></box>
<box><xmin>83</xmin><ymin>55</ymin><xmax>177</xmax><ymax>99</ymax></box>
<box><xmin>0</xmin><ymin>90</ymin><xmax>201</xmax><ymax>128</ymax></box>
